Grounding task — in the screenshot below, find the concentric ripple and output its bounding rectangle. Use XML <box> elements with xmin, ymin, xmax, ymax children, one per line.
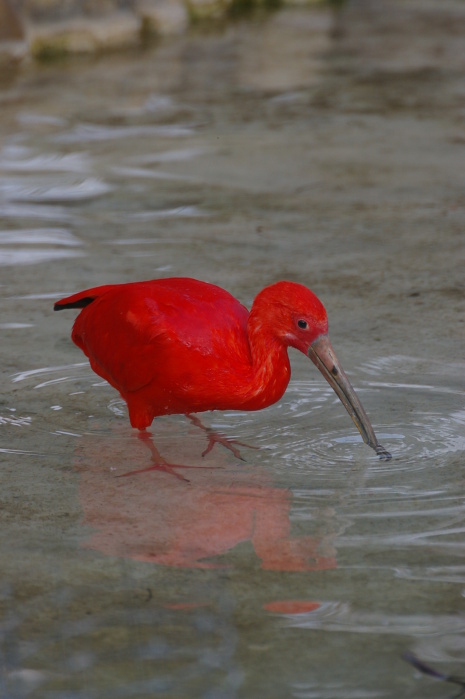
<box><xmin>250</xmin><ymin>363</ymin><xmax>464</xmax><ymax>476</ymax></box>
<box><xmin>6</xmin><ymin>356</ymin><xmax>464</xmax><ymax>477</ymax></box>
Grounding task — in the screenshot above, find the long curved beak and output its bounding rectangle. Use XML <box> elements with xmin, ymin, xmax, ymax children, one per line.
<box><xmin>308</xmin><ymin>334</ymin><xmax>391</xmax><ymax>460</ymax></box>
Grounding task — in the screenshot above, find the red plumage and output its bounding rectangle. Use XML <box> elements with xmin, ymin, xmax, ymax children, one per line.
<box><xmin>55</xmin><ymin>276</ymin><xmax>390</xmax><ymax>460</ymax></box>
<box><xmin>55</xmin><ymin>278</ymin><xmax>308</xmax><ymax>428</ymax></box>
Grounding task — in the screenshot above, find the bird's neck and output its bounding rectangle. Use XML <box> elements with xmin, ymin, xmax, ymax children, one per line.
<box><xmin>245</xmin><ymin>312</ymin><xmax>291</xmax><ymax>409</ymax></box>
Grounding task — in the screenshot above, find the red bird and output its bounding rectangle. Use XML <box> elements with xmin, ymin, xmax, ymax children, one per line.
<box><xmin>54</xmin><ymin>277</ymin><xmax>390</xmax><ymax>459</ymax></box>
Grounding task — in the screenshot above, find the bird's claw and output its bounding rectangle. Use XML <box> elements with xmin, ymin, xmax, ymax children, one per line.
<box><xmin>118</xmin><ymin>462</ymin><xmax>191</xmax><ymax>482</ymax></box>
<box><xmin>118</xmin><ymin>461</ymin><xmax>218</xmax><ymax>483</ymax></box>
<box><xmin>130</xmin><ymin>429</ymin><xmax>219</xmax><ymax>482</ymax></box>
<box><xmin>187</xmin><ymin>413</ymin><xmax>258</xmax><ymax>462</ymax></box>
<box><xmin>201</xmin><ymin>433</ymin><xmax>257</xmax><ymax>461</ymax></box>
<box><xmin>201</xmin><ymin>430</ymin><xmax>260</xmax><ymax>461</ymax></box>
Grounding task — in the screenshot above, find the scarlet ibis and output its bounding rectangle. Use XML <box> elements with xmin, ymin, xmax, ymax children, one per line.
<box><xmin>54</xmin><ymin>277</ymin><xmax>391</xmax><ymax>460</ymax></box>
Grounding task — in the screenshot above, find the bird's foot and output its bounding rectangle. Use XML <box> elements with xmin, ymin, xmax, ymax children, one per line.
<box><xmin>187</xmin><ymin>413</ymin><xmax>259</xmax><ymax>462</ymax></box>
<box><xmin>119</xmin><ymin>459</ymin><xmax>218</xmax><ymax>482</ymax></box>
<box><xmin>118</xmin><ymin>429</ymin><xmax>217</xmax><ymax>482</ymax></box>
<box><xmin>118</xmin><ymin>461</ymin><xmax>191</xmax><ymax>482</ymax></box>
<box><xmin>201</xmin><ymin>433</ymin><xmax>257</xmax><ymax>461</ymax></box>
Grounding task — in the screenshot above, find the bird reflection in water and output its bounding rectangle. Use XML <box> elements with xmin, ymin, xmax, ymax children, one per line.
<box><xmin>76</xmin><ymin>423</ymin><xmax>337</xmax><ymax>572</ymax></box>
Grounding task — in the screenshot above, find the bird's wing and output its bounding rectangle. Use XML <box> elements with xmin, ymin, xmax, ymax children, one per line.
<box><xmin>70</xmin><ymin>280</ymin><xmax>252</xmax><ymax>396</ymax></box>
<box><xmin>71</xmin><ymin>287</ymin><xmax>171</xmax><ymax>393</ymax></box>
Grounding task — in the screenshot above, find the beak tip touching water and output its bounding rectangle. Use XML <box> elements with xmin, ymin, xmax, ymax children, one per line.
<box><xmin>375</xmin><ymin>443</ymin><xmax>392</xmax><ymax>461</ymax></box>
<box><xmin>308</xmin><ymin>335</ymin><xmax>392</xmax><ymax>461</ymax></box>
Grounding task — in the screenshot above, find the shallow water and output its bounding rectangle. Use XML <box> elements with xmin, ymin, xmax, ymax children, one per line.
<box><xmin>1</xmin><ymin>4</ymin><xmax>465</xmax><ymax>698</ymax></box>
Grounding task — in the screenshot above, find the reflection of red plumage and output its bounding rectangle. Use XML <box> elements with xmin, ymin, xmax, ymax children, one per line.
<box><xmin>77</xmin><ymin>426</ymin><xmax>337</xmax><ymax>571</ymax></box>
<box><xmin>55</xmin><ymin>277</ymin><xmax>389</xmax><ymax>458</ymax></box>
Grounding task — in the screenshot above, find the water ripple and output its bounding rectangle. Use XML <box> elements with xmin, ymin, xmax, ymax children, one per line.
<box><xmin>361</xmin><ymin>354</ymin><xmax>465</xmax><ymax>379</ymax></box>
<box><xmin>0</xmin><ymin>202</ymin><xmax>77</xmax><ymax>222</ymax></box>
<box><xmin>292</xmin><ymin>688</ymin><xmax>385</xmax><ymax>699</ymax></box>
<box><xmin>112</xmin><ymin>166</ymin><xmax>197</xmax><ymax>182</ymax></box>
<box><xmin>17</xmin><ymin>112</ymin><xmax>67</xmax><ymax>127</ymax></box>
<box><xmin>0</xmin><ymin>177</ymin><xmax>111</xmax><ymax>203</ymax></box>
<box><xmin>127</xmin><ymin>205</ymin><xmax>209</xmax><ymax>221</ymax></box>
<box><xmin>7</xmin><ymin>358</ymin><xmax>464</xmax><ymax>479</ymax></box>
<box><xmin>254</xmin><ymin>374</ymin><xmax>464</xmax><ymax>474</ymax></box>
<box><xmin>53</xmin><ymin>123</ymin><xmax>194</xmax><ymax>144</ymax></box>
<box><xmin>0</xmin><ymin>414</ymin><xmax>32</xmax><ymax>427</ymax></box>
<box><xmin>11</xmin><ymin>363</ymin><xmax>89</xmax><ymax>385</ymax></box>
<box><xmin>8</xmin><ymin>291</ymin><xmax>75</xmax><ymax>300</ymax></box>
<box><xmin>0</xmin><ymin>228</ymin><xmax>81</xmax><ymax>246</ymax></box>
<box><xmin>132</xmin><ymin>147</ymin><xmax>208</xmax><ymax>164</ymax></box>
<box><xmin>0</xmin><ymin>586</ymin><xmax>240</xmax><ymax>699</ymax></box>
<box><xmin>0</xmin><ymin>146</ymin><xmax>91</xmax><ymax>173</ymax></box>
<box><xmin>280</xmin><ymin>601</ymin><xmax>465</xmax><ymax>635</ymax></box>
<box><xmin>0</xmin><ymin>248</ymin><xmax>84</xmax><ymax>266</ymax></box>
<box><xmin>366</xmin><ymin>380</ymin><xmax>462</xmax><ymax>396</ymax></box>
<box><xmin>395</xmin><ymin>565</ymin><xmax>465</xmax><ymax>584</ymax></box>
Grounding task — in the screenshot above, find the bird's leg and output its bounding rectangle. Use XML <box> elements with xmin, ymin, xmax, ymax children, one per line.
<box><xmin>186</xmin><ymin>413</ymin><xmax>259</xmax><ymax>462</ymax></box>
<box><xmin>118</xmin><ymin>430</ymin><xmax>211</xmax><ymax>482</ymax></box>
<box><xmin>118</xmin><ymin>430</ymin><xmax>188</xmax><ymax>481</ymax></box>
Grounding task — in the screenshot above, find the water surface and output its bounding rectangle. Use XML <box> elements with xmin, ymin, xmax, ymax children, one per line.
<box><xmin>0</xmin><ymin>5</ymin><xmax>464</xmax><ymax>698</ymax></box>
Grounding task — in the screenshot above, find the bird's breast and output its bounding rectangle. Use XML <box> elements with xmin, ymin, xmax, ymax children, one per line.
<box><xmin>238</xmin><ymin>349</ymin><xmax>291</xmax><ymax>411</ymax></box>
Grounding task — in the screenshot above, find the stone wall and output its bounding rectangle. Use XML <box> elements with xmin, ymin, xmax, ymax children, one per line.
<box><xmin>0</xmin><ymin>0</ymin><xmax>189</xmax><ymax>66</ymax></box>
<box><xmin>0</xmin><ymin>0</ymin><xmax>322</xmax><ymax>67</ymax></box>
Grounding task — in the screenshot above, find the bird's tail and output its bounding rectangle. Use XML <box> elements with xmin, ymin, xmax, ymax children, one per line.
<box><xmin>54</xmin><ymin>285</ymin><xmax>117</xmax><ymax>311</ymax></box>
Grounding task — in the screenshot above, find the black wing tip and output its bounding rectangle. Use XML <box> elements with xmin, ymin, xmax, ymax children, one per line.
<box><xmin>54</xmin><ymin>296</ymin><xmax>95</xmax><ymax>311</ymax></box>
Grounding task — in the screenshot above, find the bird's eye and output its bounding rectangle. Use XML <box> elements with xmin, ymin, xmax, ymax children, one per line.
<box><xmin>297</xmin><ymin>319</ymin><xmax>308</xmax><ymax>329</ymax></box>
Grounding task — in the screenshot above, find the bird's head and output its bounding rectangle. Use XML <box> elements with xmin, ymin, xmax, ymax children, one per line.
<box><xmin>251</xmin><ymin>280</ymin><xmax>329</xmax><ymax>353</ymax></box>
<box><xmin>250</xmin><ymin>281</ymin><xmax>391</xmax><ymax>460</ymax></box>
